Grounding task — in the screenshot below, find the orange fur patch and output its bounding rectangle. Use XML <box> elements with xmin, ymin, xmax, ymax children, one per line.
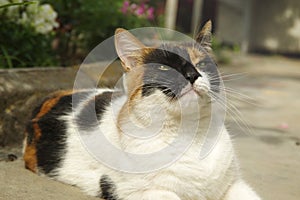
<box><xmin>24</xmin><ymin>90</ymin><xmax>76</xmax><ymax>173</ymax></box>
<box><xmin>187</xmin><ymin>47</ymin><xmax>205</xmax><ymax>65</ymax></box>
<box><xmin>36</xmin><ymin>90</ymin><xmax>75</xmax><ymax>119</ymax></box>
<box><xmin>23</xmin><ymin>142</ymin><xmax>38</xmax><ymax>173</ymax></box>
<box><xmin>32</xmin><ymin>123</ymin><xmax>42</xmax><ymax>140</ymax></box>
<box><xmin>23</xmin><ymin>121</ymin><xmax>42</xmax><ymax>172</ymax></box>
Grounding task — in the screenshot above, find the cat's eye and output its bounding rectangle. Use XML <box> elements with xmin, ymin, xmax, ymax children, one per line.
<box><xmin>196</xmin><ymin>62</ymin><xmax>206</xmax><ymax>68</ymax></box>
<box><xmin>158</xmin><ymin>65</ymin><xmax>170</xmax><ymax>71</ymax></box>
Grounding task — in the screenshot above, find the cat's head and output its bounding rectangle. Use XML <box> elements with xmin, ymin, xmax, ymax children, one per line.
<box><xmin>114</xmin><ymin>21</ymin><xmax>220</xmax><ymax>116</ymax></box>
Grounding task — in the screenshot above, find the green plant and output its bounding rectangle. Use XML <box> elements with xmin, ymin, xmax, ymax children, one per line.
<box><xmin>41</xmin><ymin>0</ymin><xmax>163</xmax><ymax>66</ymax></box>
<box><xmin>212</xmin><ymin>37</ymin><xmax>232</xmax><ymax>64</ymax></box>
<box><xmin>0</xmin><ymin>0</ymin><xmax>59</xmax><ymax>68</ymax></box>
<box><xmin>0</xmin><ymin>0</ymin><xmax>163</xmax><ymax>68</ymax></box>
<box><xmin>0</xmin><ymin>0</ymin><xmax>35</xmax><ymax>9</ymax></box>
<box><xmin>0</xmin><ymin>22</ymin><xmax>57</xmax><ymax>68</ymax></box>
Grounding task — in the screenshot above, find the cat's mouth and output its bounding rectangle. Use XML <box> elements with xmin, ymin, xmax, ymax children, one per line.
<box><xmin>179</xmin><ymin>87</ymin><xmax>194</xmax><ymax>98</ymax></box>
<box><xmin>179</xmin><ymin>84</ymin><xmax>209</xmax><ymax>99</ymax></box>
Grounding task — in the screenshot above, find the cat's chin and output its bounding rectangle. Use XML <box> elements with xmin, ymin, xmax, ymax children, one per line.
<box><xmin>177</xmin><ymin>89</ymin><xmax>201</xmax><ymax>108</ymax></box>
<box><xmin>179</xmin><ymin>86</ymin><xmax>208</xmax><ymax>99</ymax></box>
<box><xmin>175</xmin><ymin>85</ymin><xmax>211</xmax><ymax>111</ymax></box>
<box><xmin>178</xmin><ymin>84</ymin><xmax>208</xmax><ymax>99</ymax></box>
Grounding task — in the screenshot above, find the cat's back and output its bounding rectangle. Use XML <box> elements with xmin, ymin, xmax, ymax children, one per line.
<box><xmin>23</xmin><ymin>89</ymin><xmax>114</xmax><ymax>175</ymax></box>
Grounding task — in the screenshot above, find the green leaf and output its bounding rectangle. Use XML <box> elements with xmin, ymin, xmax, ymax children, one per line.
<box><xmin>0</xmin><ymin>1</ymin><xmax>37</xmax><ymax>9</ymax></box>
<box><xmin>1</xmin><ymin>45</ymin><xmax>13</xmax><ymax>68</ymax></box>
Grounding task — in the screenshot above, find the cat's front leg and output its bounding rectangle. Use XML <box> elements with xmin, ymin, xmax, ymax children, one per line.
<box><xmin>128</xmin><ymin>190</ymin><xmax>181</xmax><ymax>200</ymax></box>
<box><xmin>223</xmin><ymin>180</ymin><xmax>261</xmax><ymax>200</ymax></box>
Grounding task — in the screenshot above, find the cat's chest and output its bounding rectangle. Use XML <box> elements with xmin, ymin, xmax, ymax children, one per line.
<box><xmin>116</xmin><ymin>131</ymin><xmax>236</xmax><ymax>199</ymax></box>
<box><xmin>162</xmin><ymin>142</ymin><xmax>234</xmax><ymax>198</ymax></box>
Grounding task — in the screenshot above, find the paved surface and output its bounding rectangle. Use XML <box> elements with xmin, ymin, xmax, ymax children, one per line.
<box><xmin>222</xmin><ymin>54</ymin><xmax>300</xmax><ymax>200</ymax></box>
<box><xmin>1</xmin><ymin>54</ymin><xmax>299</xmax><ymax>200</ymax></box>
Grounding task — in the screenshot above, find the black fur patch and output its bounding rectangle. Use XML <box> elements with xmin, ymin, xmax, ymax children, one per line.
<box><xmin>141</xmin><ymin>43</ymin><xmax>220</xmax><ymax>97</ymax></box>
<box><xmin>26</xmin><ymin>122</ymin><xmax>35</xmax><ymax>145</ymax></box>
<box><xmin>35</xmin><ymin>91</ymin><xmax>91</xmax><ymax>175</ymax></box>
<box><xmin>99</xmin><ymin>175</ymin><xmax>119</xmax><ymax>200</ymax></box>
<box><xmin>142</xmin><ymin>45</ymin><xmax>201</xmax><ymax>98</ymax></box>
<box><xmin>75</xmin><ymin>91</ymin><xmax>113</xmax><ymax>130</ymax></box>
<box><xmin>26</xmin><ymin>95</ymin><xmax>53</xmax><ymax>145</ymax></box>
<box><xmin>195</xmin><ymin>56</ymin><xmax>220</xmax><ymax>92</ymax></box>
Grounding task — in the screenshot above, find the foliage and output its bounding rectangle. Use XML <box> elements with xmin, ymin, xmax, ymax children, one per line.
<box><xmin>0</xmin><ymin>0</ymin><xmax>163</xmax><ymax>68</ymax></box>
<box><xmin>211</xmin><ymin>37</ymin><xmax>240</xmax><ymax>64</ymax></box>
<box><xmin>0</xmin><ymin>0</ymin><xmax>35</xmax><ymax>9</ymax></box>
<box><xmin>41</xmin><ymin>0</ymin><xmax>163</xmax><ymax>66</ymax></box>
<box><xmin>0</xmin><ymin>22</ymin><xmax>57</xmax><ymax>68</ymax></box>
<box><xmin>121</xmin><ymin>1</ymin><xmax>155</xmax><ymax>21</ymax></box>
<box><xmin>0</xmin><ymin>0</ymin><xmax>58</xmax><ymax>68</ymax></box>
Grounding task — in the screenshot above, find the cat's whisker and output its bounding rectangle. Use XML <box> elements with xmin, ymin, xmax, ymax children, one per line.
<box><xmin>209</xmin><ymin>71</ymin><xmax>247</xmax><ymax>79</ymax></box>
<box><xmin>209</xmin><ymin>86</ymin><xmax>258</xmax><ymax>106</ymax></box>
<box><xmin>223</xmin><ymin>92</ymin><xmax>260</xmax><ymax>107</ymax></box>
<box><xmin>221</xmin><ymin>72</ymin><xmax>249</xmax><ymax>77</ymax></box>
<box><xmin>224</xmin><ymin>94</ymin><xmax>259</xmax><ymax>107</ymax></box>
<box><xmin>208</xmin><ymin>95</ymin><xmax>244</xmax><ymax>135</ymax></box>
<box><xmin>212</xmin><ymin>85</ymin><xmax>257</xmax><ymax>102</ymax></box>
<box><xmin>208</xmin><ymin>75</ymin><xmax>248</xmax><ymax>84</ymax></box>
<box><xmin>209</xmin><ymin>77</ymin><xmax>244</xmax><ymax>83</ymax></box>
<box><xmin>208</xmin><ymin>91</ymin><xmax>253</xmax><ymax>135</ymax></box>
<box><xmin>217</xmin><ymin>89</ymin><xmax>256</xmax><ymax>103</ymax></box>
<box><xmin>225</xmin><ymin>103</ymin><xmax>254</xmax><ymax>135</ymax></box>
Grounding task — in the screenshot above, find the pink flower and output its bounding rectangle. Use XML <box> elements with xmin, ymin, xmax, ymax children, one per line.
<box><xmin>147</xmin><ymin>7</ymin><xmax>154</xmax><ymax>20</ymax></box>
<box><xmin>130</xmin><ymin>3</ymin><xmax>137</xmax><ymax>10</ymax></box>
<box><xmin>136</xmin><ymin>3</ymin><xmax>145</xmax><ymax>15</ymax></box>
<box><xmin>124</xmin><ymin>0</ymin><xmax>130</xmax><ymax>6</ymax></box>
<box><xmin>120</xmin><ymin>0</ymin><xmax>156</xmax><ymax>21</ymax></box>
<box><xmin>121</xmin><ymin>0</ymin><xmax>130</xmax><ymax>14</ymax></box>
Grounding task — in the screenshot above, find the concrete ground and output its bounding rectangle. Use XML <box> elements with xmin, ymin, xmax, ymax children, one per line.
<box><xmin>222</xmin><ymin>54</ymin><xmax>300</xmax><ymax>200</ymax></box>
<box><xmin>0</xmin><ymin>54</ymin><xmax>299</xmax><ymax>200</ymax></box>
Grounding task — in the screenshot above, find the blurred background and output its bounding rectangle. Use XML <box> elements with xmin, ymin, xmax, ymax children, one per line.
<box><xmin>0</xmin><ymin>1</ymin><xmax>300</xmax><ymax>200</ymax></box>
<box><xmin>1</xmin><ymin>0</ymin><xmax>300</xmax><ymax>68</ymax></box>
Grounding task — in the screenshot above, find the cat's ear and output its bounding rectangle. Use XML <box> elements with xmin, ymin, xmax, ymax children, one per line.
<box><xmin>195</xmin><ymin>20</ymin><xmax>212</xmax><ymax>51</ymax></box>
<box><xmin>115</xmin><ymin>28</ymin><xmax>145</xmax><ymax>72</ymax></box>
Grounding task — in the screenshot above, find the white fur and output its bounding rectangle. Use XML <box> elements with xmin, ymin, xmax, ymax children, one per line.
<box><xmin>51</xmin><ymin>80</ymin><xmax>261</xmax><ymax>199</ymax></box>
<box><xmin>224</xmin><ymin>180</ymin><xmax>261</xmax><ymax>200</ymax></box>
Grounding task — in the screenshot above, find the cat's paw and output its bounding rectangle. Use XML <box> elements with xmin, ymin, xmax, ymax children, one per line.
<box><xmin>223</xmin><ymin>180</ymin><xmax>261</xmax><ymax>200</ymax></box>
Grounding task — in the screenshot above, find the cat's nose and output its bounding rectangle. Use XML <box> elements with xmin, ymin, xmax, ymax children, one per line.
<box><xmin>185</xmin><ymin>71</ymin><xmax>202</xmax><ymax>84</ymax></box>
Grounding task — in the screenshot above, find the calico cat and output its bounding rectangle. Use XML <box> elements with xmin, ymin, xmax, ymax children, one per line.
<box><xmin>23</xmin><ymin>21</ymin><xmax>261</xmax><ymax>200</ymax></box>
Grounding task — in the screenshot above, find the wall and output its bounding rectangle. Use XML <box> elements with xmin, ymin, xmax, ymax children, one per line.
<box><xmin>249</xmin><ymin>0</ymin><xmax>300</xmax><ymax>54</ymax></box>
<box><xmin>215</xmin><ymin>0</ymin><xmax>300</xmax><ymax>54</ymax></box>
<box><xmin>216</xmin><ymin>0</ymin><xmax>246</xmax><ymax>45</ymax></box>
<box><xmin>0</xmin><ymin>62</ymin><xmax>123</xmax><ymax>147</ymax></box>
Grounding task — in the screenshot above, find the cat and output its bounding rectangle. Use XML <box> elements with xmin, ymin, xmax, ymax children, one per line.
<box><xmin>23</xmin><ymin>21</ymin><xmax>261</xmax><ymax>200</ymax></box>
